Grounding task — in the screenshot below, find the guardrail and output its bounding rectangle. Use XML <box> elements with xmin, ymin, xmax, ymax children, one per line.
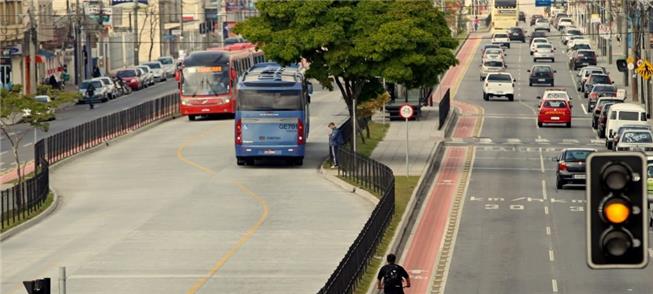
<box><xmin>1</xmin><ymin>93</ymin><xmax>179</xmax><ymax>230</ymax></box>
<box><xmin>319</xmin><ymin>120</ymin><xmax>395</xmax><ymax>294</ymax></box>
<box><xmin>438</xmin><ymin>88</ymin><xmax>451</xmax><ymax>130</ymax></box>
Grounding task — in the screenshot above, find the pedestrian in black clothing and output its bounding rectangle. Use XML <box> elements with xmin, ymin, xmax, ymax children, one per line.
<box><xmin>377</xmin><ymin>253</ymin><xmax>410</xmax><ymax>294</ymax></box>
<box><xmin>86</xmin><ymin>82</ymin><xmax>96</xmax><ymax>109</ymax></box>
<box><xmin>92</xmin><ymin>66</ymin><xmax>101</xmax><ymax>78</ymax></box>
<box><xmin>328</xmin><ymin>122</ymin><xmax>344</xmax><ymax>168</ymax></box>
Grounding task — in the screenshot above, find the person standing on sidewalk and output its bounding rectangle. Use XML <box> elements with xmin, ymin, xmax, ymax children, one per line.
<box><xmin>328</xmin><ymin>122</ymin><xmax>344</xmax><ymax>168</ymax></box>
<box><xmin>377</xmin><ymin>253</ymin><xmax>410</xmax><ymax>294</ymax></box>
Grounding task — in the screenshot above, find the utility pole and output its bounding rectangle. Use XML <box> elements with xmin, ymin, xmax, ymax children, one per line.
<box><xmin>607</xmin><ymin>0</ymin><xmax>612</xmax><ymax>64</ymax></box>
<box><xmin>630</xmin><ymin>0</ymin><xmax>639</xmax><ymax>104</ymax></box>
<box><xmin>27</xmin><ymin>0</ymin><xmax>37</xmax><ymax>95</ymax></box>
<box><xmin>133</xmin><ymin>0</ymin><xmax>139</xmax><ymax>65</ymax></box>
<box><xmin>622</xmin><ymin>0</ymin><xmax>629</xmax><ymax>87</ymax></box>
<box><xmin>179</xmin><ymin>0</ymin><xmax>184</xmax><ymax>54</ymax></box>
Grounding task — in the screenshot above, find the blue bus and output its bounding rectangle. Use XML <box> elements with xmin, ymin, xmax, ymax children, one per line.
<box><xmin>235</xmin><ymin>63</ymin><xmax>313</xmax><ymax>166</ymax></box>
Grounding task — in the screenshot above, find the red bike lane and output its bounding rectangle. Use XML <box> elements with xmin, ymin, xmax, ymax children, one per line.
<box><xmin>400</xmin><ymin>34</ymin><xmax>483</xmax><ymax>293</ymax></box>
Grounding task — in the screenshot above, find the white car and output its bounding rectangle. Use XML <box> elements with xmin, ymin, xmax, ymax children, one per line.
<box><xmin>566</xmin><ymin>37</ymin><xmax>588</xmax><ymax>49</ymax></box>
<box><xmin>557</xmin><ymin>18</ymin><xmax>573</xmax><ymax>30</ymax></box>
<box><xmin>492</xmin><ymin>33</ymin><xmax>511</xmax><ymax>48</ymax></box>
<box><xmin>142</xmin><ymin>61</ymin><xmax>166</xmax><ymax>82</ymax></box>
<box><xmin>534</xmin><ymin>19</ymin><xmax>550</xmax><ymax>32</ymax></box>
<box><xmin>97</xmin><ymin>76</ymin><xmax>118</xmax><ymax>99</ymax></box>
<box><xmin>615</xmin><ymin>129</ymin><xmax>653</xmax><ymax>152</ymax></box>
<box><xmin>482</xmin><ymin>48</ymin><xmax>506</xmax><ymax>62</ymax></box>
<box><xmin>483</xmin><ymin>72</ymin><xmax>515</xmax><ymax>101</ymax></box>
<box><xmin>157</xmin><ymin>56</ymin><xmax>176</xmax><ymax>77</ymax></box>
<box><xmin>605</xmin><ymin>103</ymin><xmax>648</xmax><ymax>141</ymax></box>
<box><xmin>136</xmin><ymin>66</ymin><xmax>155</xmax><ymax>86</ymax></box>
<box><xmin>530</xmin><ymin>38</ymin><xmax>550</xmax><ymax>54</ymax></box>
<box><xmin>562</xmin><ymin>28</ymin><xmax>582</xmax><ymax>44</ymax></box>
<box><xmin>533</xmin><ymin>43</ymin><xmax>555</xmax><ymax>62</ymax></box>
<box><xmin>479</xmin><ymin>59</ymin><xmax>507</xmax><ymax>80</ymax></box>
<box><xmin>539</xmin><ymin>89</ymin><xmax>571</xmax><ymax>106</ymax></box>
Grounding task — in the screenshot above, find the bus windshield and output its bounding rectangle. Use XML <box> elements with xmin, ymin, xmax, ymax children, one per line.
<box><xmin>238</xmin><ymin>90</ymin><xmax>302</xmax><ymax>111</ymax></box>
<box><xmin>182</xmin><ymin>66</ymin><xmax>230</xmax><ymax>96</ymax></box>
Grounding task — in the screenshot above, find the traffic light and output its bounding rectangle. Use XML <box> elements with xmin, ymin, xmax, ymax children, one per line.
<box><xmin>23</xmin><ymin>278</ymin><xmax>50</xmax><ymax>294</ymax></box>
<box><xmin>616</xmin><ymin>59</ymin><xmax>628</xmax><ymax>72</ymax></box>
<box><xmin>587</xmin><ymin>152</ymin><xmax>649</xmax><ymax>269</ymax></box>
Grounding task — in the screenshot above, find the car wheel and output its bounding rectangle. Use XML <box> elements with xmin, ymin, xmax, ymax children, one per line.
<box><xmin>538</xmin><ymin>121</ymin><xmax>543</xmax><ymax>127</ymax></box>
<box><xmin>533</xmin><ymin>58</ymin><xmax>537</xmax><ymax>62</ymax></box>
<box><xmin>530</xmin><ymin>51</ymin><xmax>533</xmax><ymax>56</ymax></box>
<box><xmin>508</xmin><ymin>94</ymin><xmax>514</xmax><ymax>101</ymax></box>
<box><xmin>188</xmin><ymin>115</ymin><xmax>196</xmax><ymax>121</ymax></box>
<box><xmin>556</xmin><ymin>178</ymin><xmax>564</xmax><ymax>189</ymax></box>
<box><xmin>551</xmin><ymin>58</ymin><xmax>555</xmax><ymax>62</ymax></box>
<box><xmin>483</xmin><ymin>93</ymin><xmax>489</xmax><ymax>101</ymax></box>
<box><xmin>591</xmin><ymin>120</ymin><xmax>596</xmax><ymax>128</ymax></box>
<box><xmin>607</xmin><ymin>141</ymin><xmax>613</xmax><ymax>150</ymax></box>
<box><xmin>529</xmin><ymin>81</ymin><xmax>532</xmax><ymax>86</ymax></box>
<box><xmin>236</xmin><ymin>157</ymin><xmax>246</xmax><ymax>166</ymax></box>
<box><xmin>551</xmin><ymin>82</ymin><xmax>554</xmax><ymax>87</ymax></box>
<box><xmin>480</xmin><ymin>76</ymin><xmax>483</xmax><ymax>81</ymax></box>
<box><xmin>566</xmin><ymin>122</ymin><xmax>571</xmax><ymax>128</ymax></box>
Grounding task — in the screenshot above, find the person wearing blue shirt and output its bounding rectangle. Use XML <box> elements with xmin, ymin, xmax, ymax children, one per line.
<box><xmin>328</xmin><ymin>122</ymin><xmax>344</xmax><ymax>168</ymax></box>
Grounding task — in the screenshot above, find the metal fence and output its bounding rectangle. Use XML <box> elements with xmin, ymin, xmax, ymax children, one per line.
<box><xmin>439</xmin><ymin>88</ymin><xmax>451</xmax><ymax>130</ymax></box>
<box><xmin>1</xmin><ymin>93</ymin><xmax>179</xmax><ymax>230</ymax></box>
<box><xmin>319</xmin><ymin>121</ymin><xmax>395</xmax><ymax>294</ymax></box>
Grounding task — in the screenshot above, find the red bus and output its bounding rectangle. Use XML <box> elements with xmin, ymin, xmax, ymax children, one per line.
<box><xmin>176</xmin><ymin>43</ymin><xmax>264</xmax><ymax>120</ymax></box>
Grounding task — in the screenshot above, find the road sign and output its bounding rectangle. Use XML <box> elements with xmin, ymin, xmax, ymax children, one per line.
<box><xmin>616</xmin><ymin>89</ymin><xmax>626</xmax><ymax>99</ymax></box>
<box><xmin>627</xmin><ymin>56</ymin><xmax>635</xmax><ymax>65</ymax></box>
<box><xmin>635</xmin><ymin>60</ymin><xmax>653</xmax><ymax>80</ymax></box>
<box><xmin>399</xmin><ymin>104</ymin><xmax>414</xmax><ymax>119</ymax></box>
<box><xmin>628</xmin><ymin>63</ymin><xmax>635</xmax><ymax>70</ymax></box>
<box><xmin>535</xmin><ymin>0</ymin><xmax>551</xmax><ymax>7</ymax></box>
<box><xmin>636</xmin><ymin>59</ymin><xmax>644</xmax><ymax>67</ymax></box>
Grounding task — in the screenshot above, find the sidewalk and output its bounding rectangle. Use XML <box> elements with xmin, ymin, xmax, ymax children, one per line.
<box><xmin>370</xmin><ymin>108</ymin><xmax>443</xmax><ymax>176</ymax></box>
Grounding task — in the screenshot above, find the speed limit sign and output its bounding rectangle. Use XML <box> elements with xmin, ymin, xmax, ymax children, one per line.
<box><xmin>399</xmin><ymin>104</ymin><xmax>414</xmax><ymax>119</ymax></box>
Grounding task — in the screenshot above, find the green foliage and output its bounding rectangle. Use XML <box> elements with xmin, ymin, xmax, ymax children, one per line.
<box><xmin>235</xmin><ymin>0</ymin><xmax>458</xmax><ymax>113</ymax></box>
<box><xmin>0</xmin><ymin>88</ymin><xmax>50</xmax><ymax>131</ymax></box>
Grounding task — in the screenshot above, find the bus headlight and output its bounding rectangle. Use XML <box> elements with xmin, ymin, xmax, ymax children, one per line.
<box><xmin>181</xmin><ymin>100</ymin><xmax>191</xmax><ymax>106</ymax></box>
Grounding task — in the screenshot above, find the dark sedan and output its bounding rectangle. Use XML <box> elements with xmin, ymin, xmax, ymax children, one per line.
<box><xmin>555</xmin><ymin>148</ymin><xmax>596</xmax><ymax>189</ymax></box>
<box><xmin>587</xmin><ymin>84</ymin><xmax>617</xmax><ymax>110</ymax></box>
<box><xmin>584</xmin><ymin>74</ymin><xmax>613</xmax><ymax>97</ymax></box>
<box><xmin>570</xmin><ymin>50</ymin><xmax>597</xmax><ymax>70</ymax></box>
<box><xmin>509</xmin><ymin>27</ymin><xmax>526</xmax><ymax>42</ymax></box>
<box><xmin>528</xmin><ymin>65</ymin><xmax>556</xmax><ymax>86</ymax></box>
<box><xmin>596</xmin><ymin>103</ymin><xmax>613</xmax><ymax>138</ymax></box>
<box><xmin>591</xmin><ymin>99</ymin><xmax>622</xmax><ymax>129</ymax></box>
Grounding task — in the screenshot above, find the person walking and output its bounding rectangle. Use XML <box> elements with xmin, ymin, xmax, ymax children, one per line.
<box><xmin>86</xmin><ymin>82</ymin><xmax>96</xmax><ymax>109</ymax></box>
<box><xmin>92</xmin><ymin>66</ymin><xmax>101</xmax><ymax>78</ymax></box>
<box><xmin>474</xmin><ymin>16</ymin><xmax>479</xmax><ymax>32</ymax></box>
<box><xmin>377</xmin><ymin>253</ymin><xmax>410</xmax><ymax>294</ymax></box>
<box><xmin>328</xmin><ymin>122</ymin><xmax>344</xmax><ymax>168</ymax></box>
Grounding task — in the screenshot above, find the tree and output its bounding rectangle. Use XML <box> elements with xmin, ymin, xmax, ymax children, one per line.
<box><xmin>147</xmin><ymin>5</ymin><xmax>160</xmax><ymax>61</ymax></box>
<box><xmin>235</xmin><ymin>0</ymin><xmax>459</xmax><ymax>117</ymax></box>
<box><xmin>0</xmin><ymin>86</ymin><xmax>78</xmax><ymax>189</ymax></box>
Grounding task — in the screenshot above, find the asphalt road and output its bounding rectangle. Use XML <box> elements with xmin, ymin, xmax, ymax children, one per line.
<box><xmin>0</xmin><ymin>80</ymin><xmax>178</xmax><ymax>172</ymax></box>
<box><xmin>443</xmin><ymin>23</ymin><xmax>653</xmax><ymax>293</ymax></box>
<box><xmin>0</xmin><ymin>87</ymin><xmax>375</xmax><ymax>293</ymax></box>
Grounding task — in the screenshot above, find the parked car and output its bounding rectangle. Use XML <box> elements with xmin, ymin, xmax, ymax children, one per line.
<box><xmin>596</xmin><ymin>103</ymin><xmax>614</xmax><ymax>138</ymax></box>
<box><xmin>22</xmin><ymin>95</ymin><xmax>55</xmax><ymax>121</ymax></box>
<box><xmin>569</xmin><ymin>49</ymin><xmax>597</xmax><ymax>70</ymax></box>
<box><xmin>605</xmin><ymin>103</ymin><xmax>648</xmax><ymax>145</ymax></box>
<box><xmin>615</xmin><ymin>129</ymin><xmax>653</xmax><ymax>152</ymax></box>
<box><xmin>508</xmin><ymin>27</ymin><xmax>526</xmax><ymax>42</ymax></box>
<box><xmin>533</xmin><ymin>43</ymin><xmax>555</xmax><ymax>62</ymax></box>
<box><xmin>554</xmin><ymin>148</ymin><xmax>596</xmax><ymax>189</ymax></box>
<box><xmin>538</xmin><ymin>99</ymin><xmax>572</xmax><ymax>128</ymax></box>
<box><xmin>577</xmin><ymin>66</ymin><xmax>607</xmax><ymax>91</ymax></box>
<box><xmin>142</xmin><ymin>61</ymin><xmax>166</xmax><ymax>82</ymax></box>
<box><xmin>483</xmin><ymin>72</ymin><xmax>515</xmax><ymax>101</ymax></box>
<box><xmin>528</xmin><ymin>65</ymin><xmax>556</xmax><ymax>86</ymax></box>
<box><xmin>492</xmin><ymin>33</ymin><xmax>511</xmax><ymax>48</ymax></box>
<box><xmin>592</xmin><ymin>98</ymin><xmax>624</xmax><ymax>128</ymax></box>
<box><xmin>78</xmin><ymin>79</ymin><xmax>110</xmax><ymax>103</ymax></box>
<box><xmin>137</xmin><ymin>66</ymin><xmax>155</xmax><ymax>86</ymax></box>
<box><xmin>224</xmin><ymin>36</ymin><xmax>247</xmax><ymax>45</ymax></box>
<box><xmin>480</xmin><ymin>59</ymin><xmax>507</xmax><ymax>81</ymax></box>
<box><xmin>97</xmin><ymin>76</ymin><xmax>118</xmax><ymax>99</ymax></box>
<box><xmin>610</xmin><ymin>125</ymin><xmax>653</xmax><ymax>150</ymax></box>
<box><xmin>584</xmin><ymin>74</ymin><xmax>613</xmax><ymax>97</ymax></box>
<box><xmin>115</xmin><ymin>68</ymin><xmax>143</xmax><ymax>90</ymax></box>
<box><xmin>587</xmin><ymin>84</ymin><xmax>617</xmax><ymax>110</ymax></box>
<box><xmin>157</xmin><ymin>56</ymin><xmax>176</xmax><ymax>77</ymax></box>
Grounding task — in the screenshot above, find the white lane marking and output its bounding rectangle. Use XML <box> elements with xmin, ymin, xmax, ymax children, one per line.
<box><xmin>546</xmin><ymin>226</ymin><xmax>551</xmax><ymax>236</ymax></box>
<box><xmin>580</xmin><ymin>104</ymin><xmax>588</xmax><ymax>114</ymax></box>
<box><xmin>541</xmin><ymin>179</ymin><xmax>548</xmax><ymax>200</ymax></box>
<box><xmin>506</xmin><ymin>138</ymin><xmax>522</xmax><ymax>144</ymax></box>
<box><xmin>561</xmin><ymin>139</ymin><xmax>579</xmax><ymax>144</ymax></box>
<box><xmin>544</xmin><ymin>206</ymin><xmax>550</xmax><ymax>215</ymax></box>
<box><xmin>539</xmin><ymin>148</ymin><xmax>545</xmax><ymax>173</ymax></box>
<box><xmin>552</xmin><ymin>279</ymin><xmax>559</xmax><ymax>293</ymax></box>
<box><xmin>649</xmin><ymin>248</ymin><xmax>653</xmax><ymax>257</ymax></box>
<box><xmin>590</xmin><ymin>139</ymin><xmax>603</xmax><ymax>144</ymax></box>
<box><xmin>549</xmin><ymin>250</ymin><xmax>555</xmax><ymax>262</ymax></box>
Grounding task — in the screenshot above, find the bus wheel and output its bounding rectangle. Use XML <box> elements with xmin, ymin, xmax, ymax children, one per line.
<box><xmin>188</xmin><ymin>115</ymin><xmax>196</xmax><ymax>121</ymax></box>
<box><xmin>236</xmin><ymin>157</ymin><xmax>246</xmax><ymax>166</ymax></box>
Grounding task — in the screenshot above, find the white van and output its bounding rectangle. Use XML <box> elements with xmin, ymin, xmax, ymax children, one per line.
<box><xmin>605</xmin><ymin>103</ymin><xmax>647</xmax><ymax>140</ymax></box>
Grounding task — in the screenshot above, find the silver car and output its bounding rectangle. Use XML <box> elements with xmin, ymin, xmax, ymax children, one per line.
<box><xmin>157</xmin><ymin>56</ymin><xmax>176</xmax><ymax>77</ymax></box>
<box><xmin>615</xmin><ymin>129</ymin><xmax>653</xmax><ymax>152</ymax></box>
<box><xmin>136</xmin><ymin>66</ymin><xmax>154</xmax><ymax>86</ymax></box>
<box><xmin>142</xmin><ymin>61</ymin><xmax>166</xmax><ymax>82</ymax></box>
<box><xmin>479</xmin><ymin>59</ymin><xmax>506</xmax><ymax>80</ymax></box>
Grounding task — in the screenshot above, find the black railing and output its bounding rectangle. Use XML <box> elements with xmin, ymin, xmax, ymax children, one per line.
<box><xmin>1</xmin><ymin>93</ymin><xmax>179</xmax><ymax>230</ymax></box>
<box><xmin>319</xmin><ymin>120</ymin><xmax>395</xmax><ymax>294</ymax></box>
<box><xmin>439</xmin><ymin>88</ymin><xmax>451</xmax><ymax>130</ymax></box>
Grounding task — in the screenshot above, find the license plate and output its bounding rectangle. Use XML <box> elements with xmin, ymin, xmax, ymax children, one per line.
<box><xmin>551</xmin><ymin>116</ymin><xmax>560</xmax><ymax>120</ymax></box>
<box><xmin>574</xmin><ymin>174</ymin><xmax>586</xmax><ymax>179</ymax></box>
<box><xmin>538</xmin><ymin>78</ymin><xmax>546</xmax><ymax>82</ymax></box>
<box><xmin>582</xmin><ymin>62</ymin><xmax>589</xmax><ymax>65</ymax></box>
<box><xmin>264</xmin><ymin>150</ymin><xmax>277</xmax><ymax>155</ymax></box>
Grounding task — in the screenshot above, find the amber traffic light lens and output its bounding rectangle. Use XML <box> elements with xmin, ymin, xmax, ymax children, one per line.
<box><xmin>603</xmin><ymin>201</ymin><xmax>630</xmax><ymax>224</ymax></box>
<box><xmin>602</xmin><ymin>165</ymin><xmax>629</xmax><ymax>191</ymax></box>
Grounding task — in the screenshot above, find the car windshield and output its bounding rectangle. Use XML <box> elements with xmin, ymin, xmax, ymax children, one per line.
<box><xmin>533</xmin><ymin>67</ymin><xmax>551</xmax><ymax>73</ymax></box>
<box><xmin>534</xmin><ymin>39</ymin><xmax>547</xmax><ymax>43</ymax></box>
<box><xmin>494</xmin><ymin>34</ymin><xmax>508</xmax><ymax>38</ymax></box>
<box><xmin>145</xmin><ymin>63</ymin><xmax>161</xmax><ymax>69</ymax></box>
<box><xmin>585</xmin><ymin>70</ymin><xmax>603</xmax><ymax>77</ymax></box>
<box><xmin>648</xmin><ymin>164</ymin><xmax>653</xmax><ymax>177</ymax></box>
<box><xmin>80</xmin><ymin>81</ymin><xmax>102</xmax><ymax>89</ymax></box>
<box><xmin>138</xmin><ymin>67</ymin><xmax>150</xmax><ymax>73</ymax></box>
<box><xmin>543</xmin><ymin>100</ymin><xmax>567</xmax><ymax>108</ymax></box>
<box><xmin>238</xmin><ymin>89</ymin><xmax>302</xmax><ymax>111</ymax></box>
<box><xmin>182</xmin><ymin>66</ymin><xmax>230</xmax><ymax>96</ymax></box>
<box><xmin>485</xmin><ymin>49</ymin><xmax>502</xmax><ymax>55</ymax></box>
<box><xmin>545</xmin><ymin>92</ymin><xmax>568</xmax><ymax>99</ymax></box>
<box><xmin>597</xmin><ymin>99</ymin><xmax>619</xmax><ymax>106</ymax></box>
<box><xmin>533</xmin><ymin>32</ymin><xmax>546</xmax><ymax>37</ymax></box>
<box><xmin>593</xmin><ymin>85</ymin><xmax>616</xmax><ymax>92</ymax></box>
<box><xmin>578</xmin><ymin>51</ymin><xmax>596</xmax><ymax>57</ymax></box>
<box><xmin>574</xmin><ymin>44</ymin><xmax>591</xmax><ymax>50</ymax></box>
<box><xmin>487</xmin><ymin>74</ymin><xmax>512</xmax><ymax>82</ymax></box>
<box><xmin>568</xmin><ymin>30</ymin><xmax>581</xmax><ymax>35</ymax></box>
<box><xmin>590</xmin><ymin>76</ymin><xmax>610</xmax><ymax>83</ymax></box>
<box><xmin>510</xmin><ymin>28</ymin><xmax>522</xmax><ymax>33</ymax></box>
<box><xmin>117</xmin><ymin>70</ymin><xmax>136</xmax><ymax>78</ymax></box>
<box><xmin>621</xmin><ymin>132</ymin><xmax>653</xmax><ymax>143</ymax></box>
<box><xmin>537</xmin><ymin>44</ymin><xmax>552</xmax><ymax>49</ymax></box>
<box><xmin>564</xmin><ymin>150</ymin><xmax>592</xmax><ymax>161</ymax></box>
<box><xmin>484</xmin><ymin>61</ymin><xmax>503</xmax><ymax>67</ymax></box>
<box><xmin>158</xmin><ymin>58</ymin><xmax>173</xmax><ymax>65</ymax></box>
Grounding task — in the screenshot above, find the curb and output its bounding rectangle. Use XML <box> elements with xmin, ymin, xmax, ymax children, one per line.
<box><xmin>0</xmin><ymin>114</ymin><xmax>177</xmax><ymax>242</ymax></box>
<box><xmin>318</xmin><ymin>161</ymin><xmax>379</xmax><ymax>206</ymax></box>
<box><xmin>0</xmin><ymin>185</ymin><xmax>61</xmax><ymax>242</ymax></box>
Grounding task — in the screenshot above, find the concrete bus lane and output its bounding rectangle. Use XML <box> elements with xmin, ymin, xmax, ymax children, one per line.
<box><xmin>443</xmin><ymin>21</ymin><xmax>653</xmax><ymax>294</ymax></box>
<box><xmin>0</xmin><ymin>80</ymin><xmax>178</xmax><ymax>176</ymax></box>
<box><xmin>0</xmin><ymin>88</ymin><xmax>374</xmax><ymax>294</ymax></box>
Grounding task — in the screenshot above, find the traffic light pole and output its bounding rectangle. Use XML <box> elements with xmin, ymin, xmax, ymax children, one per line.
<box><xmin>133</xmin><ymin>0</ymin><xmax>139</xmax><ymax>65</ymax></box>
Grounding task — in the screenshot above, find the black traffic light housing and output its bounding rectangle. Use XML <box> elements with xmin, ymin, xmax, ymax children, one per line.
<box><xmin>23</xmin><ymin>278</ymin><xmax>50</xmax><ymax>294</ymax></box>
<box><xmin>616</xmin><ymin>59</ymin><xmax>628</xmax><ymax>72</ymax></box>
<box><xmin>587</xmin><ymin>152</ymin><xmax>648</xmax><ymax>269</ymax></box>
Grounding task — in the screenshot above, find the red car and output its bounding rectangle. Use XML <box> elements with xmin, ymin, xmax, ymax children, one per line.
<box><xmin>115</xmin><ymin>68</ymin><xmax>143</xmax><ymax>90</ymax></box>
<box><xmin>538</xmin><ymin>99</ymin><xmax>572</xmax><ymax>128</ymax></box>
